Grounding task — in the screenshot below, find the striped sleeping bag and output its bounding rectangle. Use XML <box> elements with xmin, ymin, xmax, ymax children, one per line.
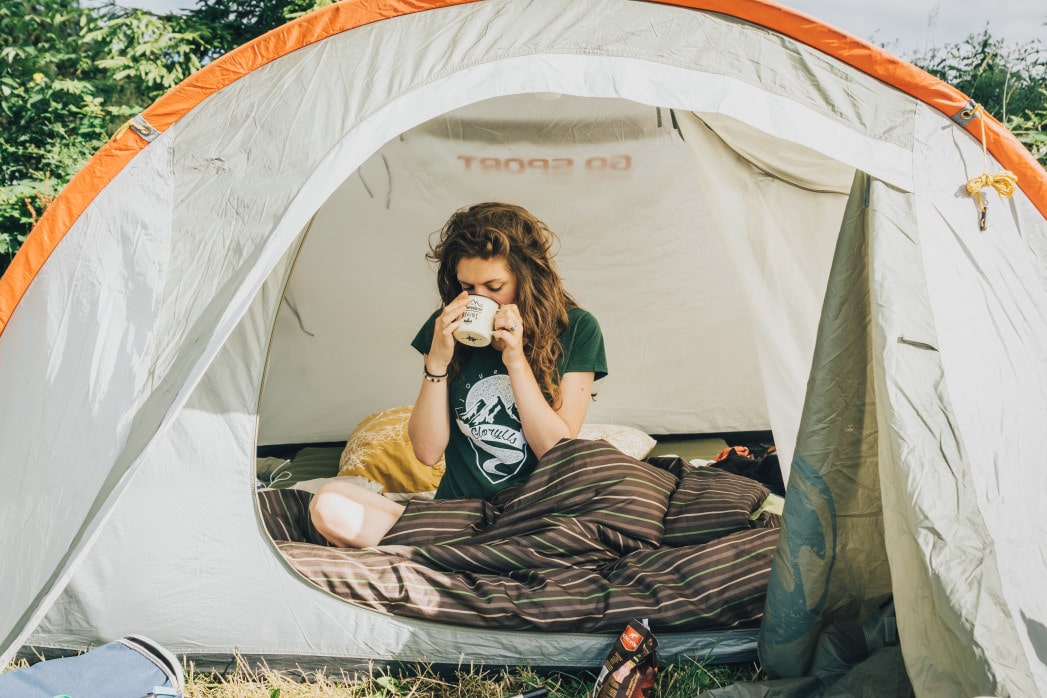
<box><xmin>258</xmin><ymin>438</ymin><xmax>780</xmax><ymax>632</ymax></box>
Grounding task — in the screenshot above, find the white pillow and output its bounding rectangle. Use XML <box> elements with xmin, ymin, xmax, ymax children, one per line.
<box><xmin>578</xmin><ymin>424</ymin><xmax>657</xmax><ymax>460</ymax></box>
<box><xmin>289</xmin><ymin>475</ymin><xmax>382</xmax><ymax>495</ymax></box>
<box><xmin>289</xmin><ymin>475</ymin><xmax>435</xmax><ymax>502</ymax></box>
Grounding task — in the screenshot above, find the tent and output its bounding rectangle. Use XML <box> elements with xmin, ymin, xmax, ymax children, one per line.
<box><xmin>1</xmin><ymin>0</ymin><xmax>1046</xmax><ymax>694</ymax></box>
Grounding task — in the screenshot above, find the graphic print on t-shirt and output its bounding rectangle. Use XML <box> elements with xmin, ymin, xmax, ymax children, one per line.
<box><xmin>455</xmin><ymin>373</ymin><xmax>528</xmax><ymax>484</ymax></box>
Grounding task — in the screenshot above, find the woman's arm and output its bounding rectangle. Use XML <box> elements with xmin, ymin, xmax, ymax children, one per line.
<box><xmin>408</xmin><ymin>292</ymin><xmax>471</xmax><ymax>465</ymax></box>
<box><xmin>408</xmin><ymin>355</ymin><xmax>453</xmax><ymax>465</ymax></box>
<box><xmin>505</xmin><ymin>365</ymin><xmax>595</xmax><ymax>459</ymax></box>
<box><xmin>493</xmin><ymin>303</ymin><xmax>598</xmax><ymax>458</ymax></box>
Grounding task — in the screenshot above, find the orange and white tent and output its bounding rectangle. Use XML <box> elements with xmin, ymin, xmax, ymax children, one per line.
<box><xmin>1</xmin><ymin>1</ymin><xmax>1045</xmax><ymax>695</ymax></box>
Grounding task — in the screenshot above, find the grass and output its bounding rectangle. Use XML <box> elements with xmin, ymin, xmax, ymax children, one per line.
<box><xmin>5</xmin><ymin>655</ymin><xmax>761</xmax><ymax>697</ymax></box>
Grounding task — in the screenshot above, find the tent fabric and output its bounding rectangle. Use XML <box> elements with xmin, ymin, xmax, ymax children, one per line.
<box><xmin>3</xmin><ymin>0</ymin><xmax>1045</xmax><ymax>330</ymax></box>
<box><xmin>874</xmin><ymin>107</ymin><xmax>1047</xmax><ymax>696</ymax></box>
<box><xmin>759</xmin><ymin>173</ymin><xmax>894</xmax><ymax>679</ymax></box>
<box><xmin>675</xmin><ymin>110</ymin><xmax>849</xmax><ymax>498</ymax></box>
<box><xmin>0</xmin><ymin>1</ymin><xmax>1045</xmax><ymax>695</ymax></box>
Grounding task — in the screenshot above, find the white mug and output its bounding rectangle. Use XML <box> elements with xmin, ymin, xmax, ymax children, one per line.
<box><xmin>453</xmin><ymin>295</ymin><xmax>499</xmax><ymax>347</ymax></box>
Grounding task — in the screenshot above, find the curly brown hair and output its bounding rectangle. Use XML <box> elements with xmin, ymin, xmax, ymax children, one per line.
<box><xmin>428</xmin><ymin>202</ymin><xmax>577</xmax><ymax>406</ymax></box>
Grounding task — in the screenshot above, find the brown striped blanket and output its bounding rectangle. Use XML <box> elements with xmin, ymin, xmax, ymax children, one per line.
<box><xmin>258</xmin><ymin>438</ymin><xmax>780</xmax><ymax>632</ymax></box>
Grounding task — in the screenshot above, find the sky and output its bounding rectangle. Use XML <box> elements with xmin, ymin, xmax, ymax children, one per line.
<box><xmin>122</xmin><ymin>0</ymin><xmax>1045</xmax><ymax>57</ymax></box>
<box><xmin>784</xmin><ymin>0</ymin><xmax>1046</xmax><ymax>56</ymax></box>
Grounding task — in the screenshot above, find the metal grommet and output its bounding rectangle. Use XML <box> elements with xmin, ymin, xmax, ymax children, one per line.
<box><xmin>128</xmin><ymin>114</ymin><xmax>160</xmax><ymax>142</ymax></box>
<box><xmin>951</xmin><ymin>100</ymin><xmax>980</xmax><ymax>126</ymax></box>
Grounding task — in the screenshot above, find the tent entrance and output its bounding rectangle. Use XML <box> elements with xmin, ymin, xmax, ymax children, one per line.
<box><xmin>248</xmin><ymin>91</ymin><xmax>862</xmax><ymax>644</ymax></box>
<box><xmin>257</xmin><ymin>93</ymin><xmax>857</xmax><ymax>483</ymax></box>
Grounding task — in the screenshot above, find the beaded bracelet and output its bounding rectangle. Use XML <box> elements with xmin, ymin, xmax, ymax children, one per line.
<box><xmin>423</xmin><ymin>364</ymin><xmax>448</xmax><ymax>382</ymax></box>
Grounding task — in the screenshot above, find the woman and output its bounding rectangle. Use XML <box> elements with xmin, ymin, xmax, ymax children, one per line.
<box><xmin>310</xmin><ymin>202</ymin><xmax>607</xmax><ymax>547</ymax></box>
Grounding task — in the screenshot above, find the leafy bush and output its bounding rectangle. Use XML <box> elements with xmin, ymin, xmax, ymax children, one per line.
<box><xmin>910</xmin><ymin>28</ymin><xmax>1047</xmax><ymax>164</ymax></box>
<box><xmin>0</xmin><ymin>0</ymin><xmax>209</xmax><ymax>276</ymax></box>
<box><xmin>183</xmin><ymin>0</ymin><xmax>333</xmax><ymax>60</ymax></box>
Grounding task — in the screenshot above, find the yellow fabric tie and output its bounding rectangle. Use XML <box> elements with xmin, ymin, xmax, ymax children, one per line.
<box><xmin>965</xmin><ymin>104</ymin><xmax>1018</xmax><ymax>231</ymax></box>
<box><xmin>112</xmin><ymin>120</ymin><xmax>132</xmax><ymax>141</ymax></box>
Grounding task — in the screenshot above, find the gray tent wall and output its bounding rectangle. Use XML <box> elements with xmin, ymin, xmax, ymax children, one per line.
<box><xmin>761</xmin><ymin>168</ymin><xmax>1047</xmax><ymax>695</ymax></box>
<box><xmin>758</xmin><ymin>174</ymin><xmax>894</xmax><ymax>684</ymax></box>
<box><xmin>0</xmin><ymin>1</ymin><xmax>1045</xmax><ymax>695</ymax></box>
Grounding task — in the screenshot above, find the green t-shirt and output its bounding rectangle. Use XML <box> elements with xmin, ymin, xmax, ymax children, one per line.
<box><xmin>411</xmin><ymin>306</ymin><xmax>608</xmax><ymax>500</ymax></box>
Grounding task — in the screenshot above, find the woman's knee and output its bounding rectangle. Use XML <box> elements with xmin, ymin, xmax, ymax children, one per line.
<box><xmin>308</xmin><ymin>480</ymin><xmax>403</xmax><ymax>547</ymax></box>
<box><xmin>308</xmin><ymin>484</ymin><xmax>336</xmax><ymax>530</ymax></box>
<box><xmin>309</xmin><ymin>482</ymin><xmax>357</xmax><ymax>533</ymax></box>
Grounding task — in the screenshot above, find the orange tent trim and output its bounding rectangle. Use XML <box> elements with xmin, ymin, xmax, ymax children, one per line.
<box><xmin>2</xmin><ymin>0</ymin><xmax>1044</xmax><ymax>338</ymax></box>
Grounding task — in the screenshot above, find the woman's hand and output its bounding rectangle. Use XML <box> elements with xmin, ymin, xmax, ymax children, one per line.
<box><xmin>491</xmin><ymin>303</ymin><xmax>526</xmax><ymax>368</ymax></box>
<box><xmin>428</xmin><ymin>291</ymin><xmax>470</xmax><ymax>372</ymax></box>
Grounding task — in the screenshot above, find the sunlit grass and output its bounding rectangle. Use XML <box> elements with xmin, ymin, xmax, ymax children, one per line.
<box><xmin>5</xmin><ymin>655</ymin><xmax>761</xmax><ymax>697</ymax></box>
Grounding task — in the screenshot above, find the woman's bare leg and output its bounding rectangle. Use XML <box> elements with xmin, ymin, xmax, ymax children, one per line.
<box><xmin>309</xmin><ymin>479</ymin><xmax>405</xmax><ymax>548</ymax></box>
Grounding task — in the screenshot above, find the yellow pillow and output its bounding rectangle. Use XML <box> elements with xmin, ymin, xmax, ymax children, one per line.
<box><xmin>338</xmin><ymin>405</ymin><xmax>445</xmax><ymax>494</ymax></box>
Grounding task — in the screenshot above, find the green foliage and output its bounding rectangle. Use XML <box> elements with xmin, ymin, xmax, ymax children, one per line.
<box><xmin>183</xmin><ymin>0</ymin><xmax>332</xmax><ymax>60</ymax></box>
<box><xmin>0</xmin><ymin>0</ymin><xmax>210</xmax><ymax>276</ymax></box>
<box><xmin>910</xmin><ymin>28</ymin><xmax>1047</xmax><ymax>165</ymax></box>
<box><xmin>84</xmin><ymin>9</ymin><xmax>210</xmax><ymax>95</ymax></box>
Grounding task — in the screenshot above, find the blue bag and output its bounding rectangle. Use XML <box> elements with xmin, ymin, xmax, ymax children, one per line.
<box><xmin>0</xmin><ymin>635</ymin><xmax>184</xmax><ymax>698</ymax></box>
